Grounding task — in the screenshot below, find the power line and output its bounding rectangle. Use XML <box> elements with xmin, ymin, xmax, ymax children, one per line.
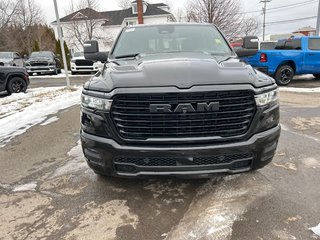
<box><xmin>239</xmin><ymin>0</ymin><xmax>317</xmax><ymax>15</ymax></box>
<box><xmin>266</xmin><ymin>16</ymin><xmax>317</xmax><ymax>25</ymax></box>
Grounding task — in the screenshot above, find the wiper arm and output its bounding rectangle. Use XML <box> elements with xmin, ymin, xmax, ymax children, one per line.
<box><xmin>114</xmin><ymin>53</ymin><xmax>141</xmax><ymax>59</ymax></box>
<box><xmin>218</xmin><ymin>55</ymin><xmax>238</xmax><ymax>64</ymax></box>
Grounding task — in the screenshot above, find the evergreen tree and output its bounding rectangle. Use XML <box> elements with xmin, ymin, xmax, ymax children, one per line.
<box><xmin>55</xmin><ymin>39</ymin><xmax>71</xmax><ymax>70</ymax></box>
<box><xmin>32</xmin><ymin>40</ymin><xmax>40</xmax><ymax>51</ymax></box>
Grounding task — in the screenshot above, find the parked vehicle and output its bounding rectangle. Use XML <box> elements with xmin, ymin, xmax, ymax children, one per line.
<box><xmin>239</xmin><ymin>36</ymin><xmax>320</xmax><ymax>85</ymax></box>
<box><xmin>25</xmin><ymin>51</ymin><xmax>61</xmax><ymax>75</ymax></box>
<box><xmin>0</xmin><ymin>52</ymin><xmax>25</xmax><ymax>68</ymax></box>
<box><xmin>80</xmin><ymin>23</ymin><xmax>280</xmax><ymax>178</ymax></box>
<box><xmin>70</xmin><ymin>52</ymin><xmax>103</xmax><ymax>75</ymax></box>
<box><xmin>0</xmin><ymin>66</ymin><xmax>29</xmax><ymax>94</ymax></box>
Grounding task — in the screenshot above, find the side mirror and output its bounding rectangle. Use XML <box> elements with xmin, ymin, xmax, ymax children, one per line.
<box><xmin>235</xmin><ymin>36</ymin><xmax>259</xmax><ymax>57</ymax></box>
<box><xmin>84</xmin><ymin>40</ymin><xmax>109</xmax><ymax>62</ymax></box>
<box><xmin>23</xmin><ymin>54</ymin><xmax>28</xmax><ymax>59</ymax></box>
<box><xmin>235</xmin><ymin>48</ymin><xmax>259</xmax><ymax>58</ymax></box>
<box><xmin>243</xmin><ymin>36</ymin><xmax>259</xmax><ymax>49</ymax></box>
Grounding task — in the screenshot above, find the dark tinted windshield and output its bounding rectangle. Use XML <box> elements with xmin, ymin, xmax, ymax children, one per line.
<box><xmin>112</xmin><ymin>25</ymin><xmax>232</xmax><ymax>57</ymax></box>
<box><xmin>30</xmin><ymin>51</ymin><xmax>53</xmax><ymax>58</ymax></box>
<box><xmin>0</xmin><ymin>52</ymin><xmax>12</xmax><ymax>58</ymax></box>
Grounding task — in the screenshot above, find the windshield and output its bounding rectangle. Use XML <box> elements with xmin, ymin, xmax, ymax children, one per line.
<box><xmin>0</xmin><ymin>52</ymin><xmax>12</xmax><ymax>58</ymax></box>
<box><xmin>74</xmin><ymin>52</ymin><xmax>84</xmax><ymax>57</ymax></box>
<box><xmin>30</xmin><ymin>51</ymin><xmax>53</xmax><ymax>58</ymax></box>
<box><xmin>112</xmin><ymin>25</ymin><xmax>232</xmax><ymax>58</ymax></box>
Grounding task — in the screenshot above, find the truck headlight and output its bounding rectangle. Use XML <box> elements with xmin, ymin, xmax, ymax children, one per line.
<box><xmin>81</xmin><ymin>94</ymin><xmax>112</xmax><ymax>111</ymax></box>
<box><xmin>255</xmin><ymin>89</ymin><xmax>278</xmax><ymax>106</ymax></box>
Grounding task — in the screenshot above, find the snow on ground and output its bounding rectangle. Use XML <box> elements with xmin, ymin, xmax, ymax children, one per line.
<box><xmin>40</xmin><ymin>116</ymin><xmax>59</xmax><ymax>126</ymax></box>
<box><xmin>279</xmin><ymin>87</ymin><xmax>320</xmax><ymax>93</ymax></box>
<box><xmin>29</xmin><ymin>70</ymin><xmax>92</xmax><ymax>79</ymax></box>
<box><xmin>0</xmin><ymin>86</ymin><xmax>81</xmax><ymax>148</ymax></box>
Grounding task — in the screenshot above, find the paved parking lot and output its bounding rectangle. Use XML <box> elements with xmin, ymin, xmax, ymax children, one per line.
<box><xmin>0</xmin><ymin>76</ymin><xmax>319</xmax><ymax>239</ymax></box>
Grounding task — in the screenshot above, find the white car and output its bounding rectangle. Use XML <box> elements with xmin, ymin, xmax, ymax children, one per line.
<box><xmin>70</xmin><ymin>52</ymin><xmax>103</xmax><ymax>75</ymax></box>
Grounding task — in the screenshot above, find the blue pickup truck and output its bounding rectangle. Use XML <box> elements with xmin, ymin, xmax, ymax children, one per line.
<box><xmin>239</xmin><ymin>36</ymin><xmax>320</xmax><ymax>85</ymax></box>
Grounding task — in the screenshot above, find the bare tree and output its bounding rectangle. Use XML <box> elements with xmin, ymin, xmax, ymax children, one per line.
<box><xmin>185</xmin><ymin>0</ymin><xmax>245</xmax><ymax>39</ymax></box>
<box><xmin>15</xmin><ymin>0</ymin><xmax>44</xmax><ymax>54</ymax></box>
<box><xmin>0</xmin><ymin>0</ymin><xmax>19</xmax><ymax>30</ymax></box>
<box><xmin>117</xmin><ymin>0</ymin><xmax>131</xmax><ymax>9</ymax></box>
<box><xmin>241</xmin><ymin>17</ymin><xmax>260</xmax><ymax>36</ymax></box>
<box><xmin>64</xmin><ymin>0</ymin><xmax>113</xmax><ymax>51</ymax></box>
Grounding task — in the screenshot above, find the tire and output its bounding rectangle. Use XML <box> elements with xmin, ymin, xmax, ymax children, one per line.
<box><xmin>71</xmin><ymin>71</ymin><xmax>77</xmax><ymax>75</ymax></box>
<box><xmin>58</xmin><ymin>68</ymin><xmax>62</xmax><ymax>74</ymax></box>
<box><xmin>7</xmin><ymin>77</ymin><xmax>27</xmax><ymax>94</ymax></box>
<box><xmin>313</xmin><ymin>74</ymin><xmax>320</xmax><ymax>79</ymax></box>
<box><xmin>274</xmin><ymin>65</ymin><xmax>294</xmax><ymax>86</ymax></box>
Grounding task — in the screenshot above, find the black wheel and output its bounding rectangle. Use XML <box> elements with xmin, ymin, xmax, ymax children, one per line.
<box><xmin>7</xmin><ymin>77</ymin><xmax>27</xmax><ymax>94</ymax></box>
<box><xmin>71</xmin><ymin>71</ymin><xmax>77</xmax><ymax>75</ymax></box>
<box><xmin>313</xmin><ymin>74</ymin><xmax>320</xmax><ymax>79</ymax></box>
<box><xmin>58</xmin><ymin>68</ymin><xmax>62</xmax><ymax>74</ymax></box>
<box><xmin>274</xmin><ymin>65</ymin><xmax>294</xmax><ymax>86</ymax></box>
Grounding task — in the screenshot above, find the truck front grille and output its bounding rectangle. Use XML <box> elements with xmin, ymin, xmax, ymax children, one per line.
<box><xmin>111</xmin><ymin>91</ymin><xmax>256</xmax><ymax>140</ymax></box>
<box><xmin>75</xmin><ymin>60</ymin><xmax>94</xmax><ymax>66</ymax></box>
<box><xmin>30</xmin><ymin>62</ymin><xmax>48</xmax><ymax>66</ymax></box>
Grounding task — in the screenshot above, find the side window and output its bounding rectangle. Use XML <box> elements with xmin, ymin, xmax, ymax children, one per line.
<box><xmin>13</xmin><ymin>53</ymin><xmax>20</xmax><ymax>58</ymax></box>
<box><xmin>292</xmin><ymin>39</ymin><xmax>302</xmax><ymax>50</ymax></box>
<box><xmin>309</xmin><ymin>38</ymin><xmax>320</xmax><ymax>50</ymax></box>
<box><xmin>284</xmin><ymin>40</ymin><xmax>293</xmax><ymax>50</ymax></box>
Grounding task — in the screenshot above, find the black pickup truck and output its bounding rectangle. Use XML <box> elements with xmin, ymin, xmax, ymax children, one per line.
<box><xmin>80</xmin><ymin>23</ymin><xmax>281</xmax><ymax>178</ymax></box>
<box><xmin>0</xmin><ymin>66</ymin><xmax>29</xmax><ymax>94</ymax></box>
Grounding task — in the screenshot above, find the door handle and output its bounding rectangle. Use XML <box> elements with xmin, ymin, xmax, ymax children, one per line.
<box><xmin>308</xmin><ymin>53</ymin><xmax>315</xmax><ymax>56</ymax></box>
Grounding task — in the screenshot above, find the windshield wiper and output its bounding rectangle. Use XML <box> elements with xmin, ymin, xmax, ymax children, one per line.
<box><xmin>114</xmin><ymin>53</ymin><xmax>141</xmax><ymax>59</ymax></box>
<box><xmin>218</xmin><ymin>55</ymin><xmax>238</xmax><ymax>64</ymax></box>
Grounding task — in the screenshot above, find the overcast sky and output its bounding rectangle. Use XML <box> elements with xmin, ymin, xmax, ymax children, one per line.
<box><xmin>39</xmin><ymin>0</ymin><xmax>318</xmax><ymax>36</ymax></box>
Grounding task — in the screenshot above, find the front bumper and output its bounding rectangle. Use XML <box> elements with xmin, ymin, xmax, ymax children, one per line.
<box><xmin>81</xmin><ymin>125</ymin><xmax>281</xmax><ymax>178</ymax></box>
<box><xmin>26</xmin><ymin>66</ymin><xmax>56</xmax><ymax>74</ymax></box>
<box><xmin>71</xmin><ymin>65</ymin><xmax>99</xmax><ymax>72</ymax></box>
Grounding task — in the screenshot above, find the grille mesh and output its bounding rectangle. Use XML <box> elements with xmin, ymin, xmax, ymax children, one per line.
<box><xmin>111</xmin><ymin>91</ymin><xmax>256</xmax><ymax>140</ymax></box>
<box><xmin>75</xmin><ymin>60</ymin><xmax>94</xmax><ymax>66</ymax></box>
<box><xmin>114</xmin><ymin>153</ymin><xmax>253</xmax><ymax>167</ymax></box>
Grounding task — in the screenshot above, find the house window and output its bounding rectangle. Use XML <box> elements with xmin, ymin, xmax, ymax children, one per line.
<box><xmin>132</xmin><ymin>4</ymin><xmax>138</xmax><ymax>14</ymax></box>
<box><xmin>126</xmin><ymin>21</ymin><xmax>137</xmax><ymax>26</ymax></box>
<box><xmin>308</xmin><ymin>31</ymin><xmax>316</xmax><ymax>37</ymax></box>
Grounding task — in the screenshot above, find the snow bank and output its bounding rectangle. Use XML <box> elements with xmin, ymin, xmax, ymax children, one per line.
<box><xmin>280</xmin><ymin>87</ymin><xmax>320</xmax><ymax>93</ymax></box>
<box><xmin>0</xmin><ymin>86</ymin><xmax>81</xmax><ymax>147</ymax></box>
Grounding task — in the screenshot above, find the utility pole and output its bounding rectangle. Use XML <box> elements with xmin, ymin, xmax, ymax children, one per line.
<box><xmin>261</xmin><ymin>0</ymin><xmax>272</xmax><ymax>41</ymax></box>
<box><xmin>53</xmin><ymin>0</ymin><xmax>70</xmax><ymax>88</ymax></box>
<box><xmin>316</xmin><ymin>0</ymin><xmax>320</xmax><ymax>36</ymax></box>
<box><xmin>137</xmin><ymin>0</ymin><xmax>144</xmax><ymax>24</ymax></box>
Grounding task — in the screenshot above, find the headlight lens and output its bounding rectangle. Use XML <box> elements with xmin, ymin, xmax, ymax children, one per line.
<box><xmin>255</xmin><ymin>89</ymin><xmax>278</xmax><ymax>106</ymax></box>
<box><xmin>81</xmin><ymin>94</ymin><xmax>112</xmax><ymax>111</ymax></box>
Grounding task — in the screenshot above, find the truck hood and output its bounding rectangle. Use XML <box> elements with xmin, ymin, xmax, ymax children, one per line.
<box><xmin>26</xmin><ymin>57</ymin><xmax>52</xmax><ymax>62</ymax></box>
<box><xmin>85</xmin><ymin>53</ymin><xmax>275</xmax><ymax>92</ymax></box>
<box><xmin>0</xmin><ymin>58</ymin><xmax>12</xmax><ymax>63</ymax></box>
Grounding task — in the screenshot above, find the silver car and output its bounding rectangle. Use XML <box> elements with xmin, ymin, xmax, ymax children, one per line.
<box><xmin>0</xmin><ymin>52</ymin><xmax>24</xmax><ymax>68</ymax></box>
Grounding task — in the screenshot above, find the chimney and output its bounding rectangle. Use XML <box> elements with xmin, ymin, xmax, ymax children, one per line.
<box><xmin>137</xmin><ymin>0</ymin><xmax>144</xmax><ymax>24</ymax></box>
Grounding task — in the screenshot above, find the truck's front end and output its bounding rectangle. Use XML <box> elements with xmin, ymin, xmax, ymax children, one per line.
<box><xmin>80</xmin><ymin>24</ymin><xmax>280</xmax><ymax>178</ymax></box>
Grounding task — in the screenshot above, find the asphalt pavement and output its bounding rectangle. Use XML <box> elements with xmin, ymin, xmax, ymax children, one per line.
<box><xmin>0</xmin><ymin>77</ymin><xmax>320</xmax><ymax>239</ymax></box>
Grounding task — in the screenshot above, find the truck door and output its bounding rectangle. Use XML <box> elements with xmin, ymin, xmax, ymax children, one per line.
<box><xmin>303</xmin><ymin>38</ymin><xmax>320</xmax><ymax>74</ymax></box>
